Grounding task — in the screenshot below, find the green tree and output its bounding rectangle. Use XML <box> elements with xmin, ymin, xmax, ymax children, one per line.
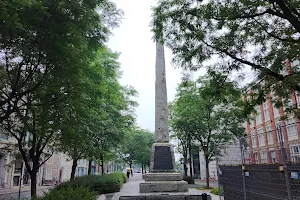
<box><xmin>57</xmin><ymin>47</ymin><xmax>137</xmax><ymax>178</ymax></box>
<box><xmin>1</xmin><ymin>79</ymin><xmax>67</xmax><ymax>197</ymax></box>
<box><xmin>0</xmin><ymin>0</ymin><xmax>121</xmax><ymax>122</ymax></box>
<box><xmin>0</xmin><ymin>0</ymin><xmax>121</xmax><ymax>197</ymax></box>
<box><xmin>120</xmin><ymin>127</ymin><xmax>154</xmax><ymax>171</ymax></box>
<box><xmin>152</xmin><ymin>0</ymin><xmax>300</xmax><ymax>115</ymax></box>
<box><xmin>170</xmin><ymin>71</ymin><xmax>245</xmax><ymax>188</ymax></box>
<box><xmin>169</xmin><ymin>103</ymin><xmax>189</xmax><ymax>176</ymax></box>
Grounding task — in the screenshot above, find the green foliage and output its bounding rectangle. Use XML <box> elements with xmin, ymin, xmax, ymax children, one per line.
<box><xmin>211</xmin><ymin>187</ymin><xmax>224</xmax><ymax>196</ymax></box>
<box><xmin>0</xmin><ymin>0</ymin><xmax>122</xmax><ymax>198</ymax></box>
<box><xmin>57</xmin><ymin>46</ymin><xmax>138</xmax><ymax>178</ymax></box>
<box><xmin>38</xmin><ymin>187</ymin><xmax>96</xmax><ymax>200</ymax></box>
<box><xmin>119</xmin><ymin>127</ymin><xmax>154</xmax><ymax>167</ymax></box>
<box><xmin>152</xmin><ymin>0</ymin><xmax>300</xmax><ymax>117</ymax></box>
<box><xmin>0</xmin><ymin>0</ymin><xmax>121</xmax><ymax>122</ymax></box>
<box><xmin>122</xmin><ymin>172</ymin><xmax>128</xmax><ymax>183</ymax></box>
<box><xmin>170</xmin><ymin>71</ymin><xmax>246</xmax><ymax>187</ymax></box>
<box><xmin>56</xmin><ymin>173</ymin><xmax>126</xmax><ymax>195</ymax></box>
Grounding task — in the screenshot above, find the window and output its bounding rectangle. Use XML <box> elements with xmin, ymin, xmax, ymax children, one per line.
<box><xmin>246</xmin><ymin>95</ymin><xmax>250</xmax><ymax>101</ymax></box>
<box><xmin>251</xmin><ymin>131</ymin><xmax>256</xmax><ymax>148</ymax></box>
<box><xmin>77</xmin><ymin>167</ymin><xmax>85</xmax><ymax>177</ymax></box>
<box><xmin>242</xmin><ymin>122</ymin><xmax>246</xmax><ymax>128</ymax></box>
<box><xmin>290</xmin><ymin>146</ymin><xmax>300</xmax><ymax>154</ymax></box>
<box><xmin>254</xmin><ymin>153</ymin><xmax>258</xmax><ymax>164</ymax></box>
<box><xmin>249</xmin><ymin>119</ymin><xmax>254</xmax><ymax>127</ymax></box>
<box><xmin>255</xmin><ymin>107</ymin><xmax>262</xmax><ymax>124</ymax></box>
<box><xmin>272</xmin><ymin>103</ymin><xmax>280</xmax><ymax>118</ymax></box>
<box><xmin>270</xmin><ymin>150</ymin><xmax>277</xmax><ymax>163</ymax></box>
<box><xmin>266</xmin><ymin>126</ymin><xmax>273</xmax><ymax>145</ymax></box>
<box><xmin>45</xmin><ymin>168</ymin><xmax>52</xmax><ymax>180</ymax></box>
<box><xmin>276</xmin><ymin>121</ymin><xmax>285</xmax><ymax>143</ymax></box>
<box><xmin>0</xmin><ymin>133</ymin><xmax>8</xmax><ymax>140</ymax></box>
<box><xmin>263</xmin><ymin>102</ymin><xmax>270</xmax><ymax>121</ymax></box>
<box><xmin>283</xmin><ymin>97</ymin><xmax>293</xmax><ymax>107</ymax></box>
<box><xmin>285</xmin><ymin>118</ymin><xmax>298</xmax><ymax>141</ymax></box>
<box><xmin>260</xmin><ymin>151</ymin><xmax>267</xmax><ymax>163</ymax></box>
<box><xmin>291</xmin><ymin>59</ymin><xmax>300</xmax><ymax>72</ymax></box>
<box><xmin>290</xmin><ymin>145</ymin><xmax>300</xmax><ymax>162</ymax></box>
<box><xmin>296</xmin><ymin>91</ymin><xmax>300</xmax><ymax>107</ymax></box>
<box><xmin>258</xmin><ymin>128</ymin><xmax>265</xmax><ymax>147</ymax></box>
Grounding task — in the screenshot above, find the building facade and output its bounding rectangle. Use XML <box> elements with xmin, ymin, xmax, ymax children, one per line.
<box><xmin>244</xmin><ymin>61</ymin><xmax>300</xmax><ymax>164</ymax></box>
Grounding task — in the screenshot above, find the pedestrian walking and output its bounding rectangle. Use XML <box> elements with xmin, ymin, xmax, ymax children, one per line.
<box><xmin>130</xmin><ymin>169</ymin><xmax>133</xmax><ymax>177</ymax></box>
<box><xmin>126</xmin><ymin>169</ymin><xmax>130</xmax><ymax>179</ymax></box>
<box><xmin>212</xmin><ymin>172</ymin><xmax>216</xmax><ymax>182</ymax></box>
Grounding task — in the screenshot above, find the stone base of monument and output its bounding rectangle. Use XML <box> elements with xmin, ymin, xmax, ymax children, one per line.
<box><xmin>140</xmin><ymin>180</ymin><xmax>188</xmax><ymax>193</ymax></box>
<box><xmin>119</xmin><ymin>195</ymin><xmax>211</xmax><ymax>200</ymax></box>
<box><xmin>143</xmin><ymin>173</ymin><xmax>182</xmax><ymax>181</ymax></box>
<box><xmin>138</xmin><ymin>143</ymin><xmax>188</xmax><ymax>193</ymax></box>
<box><xmin>149</xmin><ymin>143</ymin><xmax>176</xmax><ymax>172</ymax></box>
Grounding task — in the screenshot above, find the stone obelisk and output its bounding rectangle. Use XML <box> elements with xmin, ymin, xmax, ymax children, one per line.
<box><xmin>139</xmin><ymin>42</ymin><xmax>188</xmax><ymax>193</ymax></box>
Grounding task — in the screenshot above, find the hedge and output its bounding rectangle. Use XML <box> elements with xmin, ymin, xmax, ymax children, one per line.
<box><xmin>211</xmin><ymin>187</ymin><xmax>224</xmax><ymax>196</ymax></box>
<box><xmin>38</xmin><ymin>187</ymin><xmax>96</xmax><ymax>200</ymax></box>
<box><xmin>55</xmin><ymin>172</ymin><xmax>127</xmax><ymax>195</ymax></box>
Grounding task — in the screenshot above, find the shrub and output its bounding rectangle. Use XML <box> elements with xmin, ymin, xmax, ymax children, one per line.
<box><xmin>38</xmin><ymin>187</ymin><xmax>96</xmax><ymax>200</ymax></box>
<box><xmin>211</xmin><ymin>187</ymin><xmax>224</xmax><ymax>196</ymax></box>
<box><xmin>55</xmin><ymin>172</ymin><xmax>126</xmax><ymax>195</ymax></box>
<box><xmin>121</xmin><ymin>172</ymin><xmax>127</xmax><ymax>183</ymax></box>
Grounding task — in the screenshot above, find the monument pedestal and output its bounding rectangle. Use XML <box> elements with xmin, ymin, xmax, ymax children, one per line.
<box><xmin>139</xmin><ymin>143</ymin><xmax>188</xmax><ymax>193</ymax></box>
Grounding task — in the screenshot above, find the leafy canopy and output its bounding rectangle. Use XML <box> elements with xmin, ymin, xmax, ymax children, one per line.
<box><xmin>152</xmin><ymin>0</ymin><xmax>300</xmax><ymax>113</ymax></box>
<box><xmin>170</xmin><ymin>71</ymin><xmax>246</xmax><ymax>161</ymax></box>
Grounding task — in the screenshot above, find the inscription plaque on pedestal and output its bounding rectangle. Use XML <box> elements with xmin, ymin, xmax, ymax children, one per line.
<box><xmin>153</xmin><ymin>146</ymin><xmax>173</xmax><ymax>170</ymax></box>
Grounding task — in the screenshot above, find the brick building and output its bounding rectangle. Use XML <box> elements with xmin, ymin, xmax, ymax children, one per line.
<box><xmin>244</xmin><ymin>60</ymin><xmax>300</xmax><ymax>164</ymax></box>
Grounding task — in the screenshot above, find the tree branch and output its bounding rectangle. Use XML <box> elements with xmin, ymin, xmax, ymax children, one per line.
<box><xmin>270</xmin><ymin>0</ymin><xmax>300</xmax><ymax>32</ymax></box>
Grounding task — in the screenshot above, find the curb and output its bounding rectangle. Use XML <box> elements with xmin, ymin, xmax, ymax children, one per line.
<box><xmin>98</xmin><ymin>194</ymin><xmax>106</xmax><ymax>200</ymax></box>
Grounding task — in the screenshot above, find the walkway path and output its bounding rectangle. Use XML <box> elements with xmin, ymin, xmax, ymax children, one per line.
<box><xmin>112</xmin><ymin>174</ymin><xmax>220</xmax><ymax>200</ymax></box>
<box><xmin>0</xmin><ymin>186</ymin><xmax>51</xmax><ymax>199</ymax></box>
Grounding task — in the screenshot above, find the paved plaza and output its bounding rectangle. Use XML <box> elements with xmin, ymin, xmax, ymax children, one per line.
<box><xmin>111</xmin><ymin>174</ymin><xmax>220</xmax><ymax>200</ymax></box>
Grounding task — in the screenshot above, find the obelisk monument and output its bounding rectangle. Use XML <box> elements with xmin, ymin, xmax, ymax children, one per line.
<box><xmin>139</xmin><ymin>42</ymin><xmax>188</xmax><ymax>193</ymax></box>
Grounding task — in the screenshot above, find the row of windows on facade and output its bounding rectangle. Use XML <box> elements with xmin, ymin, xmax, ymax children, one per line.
<box><xmin>250</xmin><ymin>118</ymin><xmax>298</xmax><ymax>148</ymax></box>
<box><xmin>247</xmin><ymin>92</ymin><xmax>300</xmax><ymax>126</ymax></box>
<box><xmin>252</xmin><ymin>145</ymin><xmax>300</xmax><ymax>164</ymax></box>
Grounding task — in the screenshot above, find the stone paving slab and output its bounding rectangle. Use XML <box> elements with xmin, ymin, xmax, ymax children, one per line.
<box><xmin>110</xmin><ymin>174</ymin><xmax>220</xmax><ymax>200</ymax></box>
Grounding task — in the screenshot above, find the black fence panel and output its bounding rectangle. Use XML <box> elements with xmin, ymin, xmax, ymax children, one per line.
<box><xmin>219</xmin><ymin>164</ymin><xmax>300</xmax><ymax>200</ymax></box>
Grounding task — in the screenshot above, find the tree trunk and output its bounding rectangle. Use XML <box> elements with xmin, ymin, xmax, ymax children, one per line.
<box><xmin>183</xmin><ymin>154</ymin><xmax>188</xmax><ymax>176</ymax></box>
<box><xmin>142</xmin><ymin>165</ymin><xmax>144</xmax><ymax>174</ymax></box>
<box><xmin>101</xmin><ymin>156</ymin><xmax>104</xmax><ymax>175</ymax></box>
<box><xmin>71</xmin><ymin>159</ymin><xmax>78</xmax><ymax>180</ymax></box>
<box><xmin>30</xmin><ymin>172</ymin><xmax>37</xmax><ymax>198</ymax></box>
<box><xmin>183</xmin><ymin>164</ymin><xmax>188</xmax><ymax>176</ymax></box>
<box><xmin>205</xmin><ymin>157</ymin><xmax>210</xmax><ymax>188</ymax></box>
<box><xmin>88</xmin><ymin>159</ymin><xmax>92</xmax><ymax>175</ymax></box>
<box><xmin>188</xmin><ymin>133</ymin><xmax>194</xmax><ymax>184</ymax></box>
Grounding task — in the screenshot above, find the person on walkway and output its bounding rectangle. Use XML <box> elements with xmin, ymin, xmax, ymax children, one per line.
<box><xmin>126</xmin><ymin>169</ymin><xmax>130</xmax><ymax>179</ymax></box>
<box><xmin>212</xmin><ymin>172</ymin><xmax>216</xmax><ymax>182</ymax></box>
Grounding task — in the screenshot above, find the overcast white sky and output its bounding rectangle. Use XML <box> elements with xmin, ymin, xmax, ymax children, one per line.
<box><xmin>107</xmin><ymin>0</ymin><xmax>206</xmax><ymax>132</ymax></box>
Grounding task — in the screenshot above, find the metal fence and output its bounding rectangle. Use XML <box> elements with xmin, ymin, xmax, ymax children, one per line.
<box><xmin>214</xmin><ymin>127</ymin><xmax>300</xmax><ymax>200</ymax></box>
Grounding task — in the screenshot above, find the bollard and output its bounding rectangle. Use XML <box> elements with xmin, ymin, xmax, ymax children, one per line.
<box><xmin>201</xmin><ymin>193</ymin><xmax>211</xmax><ymax>200</ymax></box>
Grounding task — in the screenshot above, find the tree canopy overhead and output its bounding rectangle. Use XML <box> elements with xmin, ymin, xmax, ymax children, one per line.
<box><xmin>152</xmin><ymin>0</ymin><xmax>300</xmax><ymax>107</ymax></box>
<box><xmin>0</xmin><ymin>0</ymin><xmax>122</xmax><ymax>122</ymax></box>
